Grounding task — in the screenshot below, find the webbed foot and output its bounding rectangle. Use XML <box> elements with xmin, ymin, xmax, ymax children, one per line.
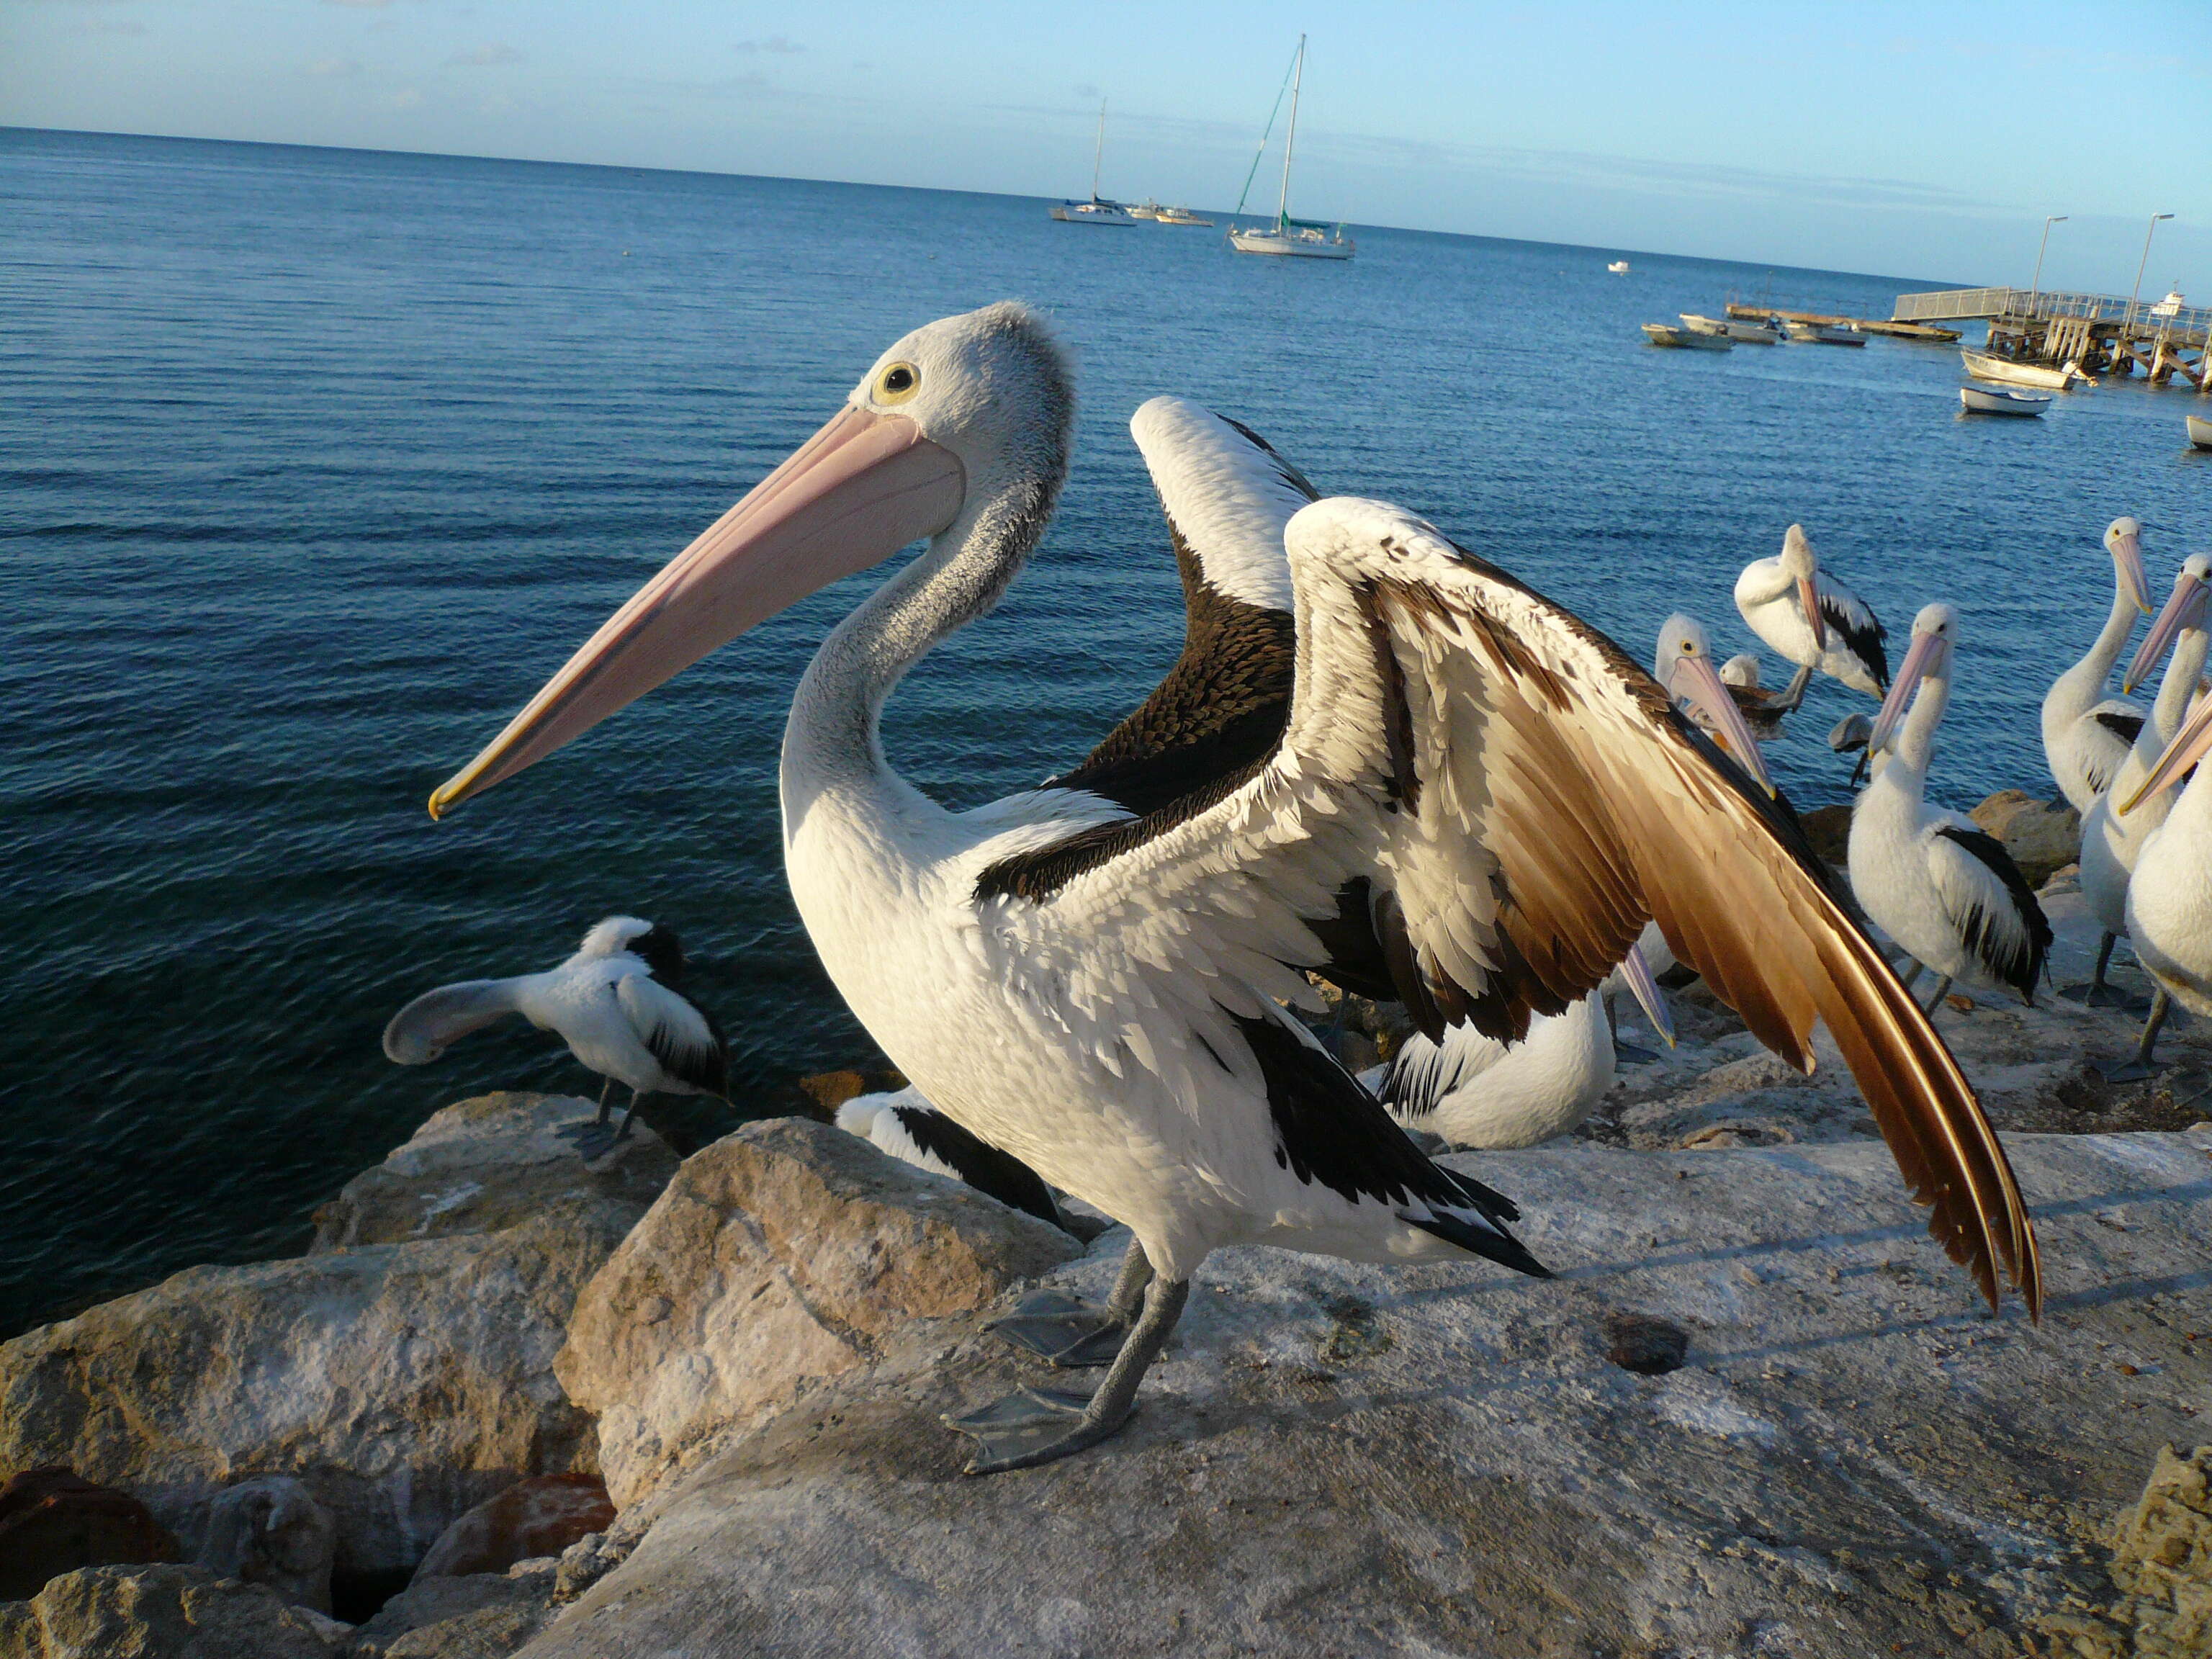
<box><xmin>985</xmin><ymin>1290</ymin><xmax>1129</xmax><ymax>1367</ymax></box>
<box><xmin>943</xmin><ymin>1384</ymin><xmax>1132</xmax><ymax>1474</ymax></box>
<box><xmin>2059</xmin><ymin>983</ymin><xmax>2149</xmax><ymax>1012</ymax></box>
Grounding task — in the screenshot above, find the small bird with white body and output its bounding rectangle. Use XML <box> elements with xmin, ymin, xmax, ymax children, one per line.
<box><xmin>382</xmin><ymin>915</ymin><xmax>729</xmax><ymax>1147</ymax></box>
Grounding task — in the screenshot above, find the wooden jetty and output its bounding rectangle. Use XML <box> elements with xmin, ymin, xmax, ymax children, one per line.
<box><xmin>1892</xmin><ymin>287</ymin><xmax>2211</xmax><ymax>393</ymax></box>
<box><xmin>1724</xmin><ymin>300</ymin><xmax>1960</xmax><ymax>342</ymax></box>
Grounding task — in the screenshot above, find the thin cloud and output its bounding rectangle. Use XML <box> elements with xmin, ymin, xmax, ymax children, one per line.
<box><xmin>304</xmin><ymin>57</ymin><xmax>363</xmax><ymax>78</ymax></box>
<box><xmin>732</xmin><ymin>36</ymin><xmax>803</xmax><ymax>55</ymax></box>
<box><xmin>448</xmin><ymin>42</ymin><xmax>523</xmax><ymax>68</ymax></box>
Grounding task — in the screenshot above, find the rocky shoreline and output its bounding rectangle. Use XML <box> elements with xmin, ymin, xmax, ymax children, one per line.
<box><xmin>4</xmin><ymin>799</ymin><xmax>2211</xmax><ymax>1658</ymax></box>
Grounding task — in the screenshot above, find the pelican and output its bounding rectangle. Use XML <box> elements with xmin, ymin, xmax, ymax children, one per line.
<box><xmin>1649</xmin><ymin>616</ymin><xmax>1779</xmax><ymax>792</ymax></box>
<box><xmin>1848</xmin><ymin>606</ymin><xmax>2051</xmax><ymax>1012</ymax></box>
<box><xmin>427</xmin><ymin>304</ymin><xmax>2038</xmax><ymax>1473</ymax></box>
<box><xmin>2077</xmin><ymin>555</ymin><xmax>2210</xmax><ymax>1022</ymax></box>
<box><xmin>2041</xmin><ymin>516</ymin><xmax>2152</xmax><ymax>816</ymax></box>
<box><xmin>1377</xmin><ymin>946</ymin><xmax>1673</xmax><ymax>1149</ymax></box>
<box><xmin>383</xmin><ymin>916</ymin><xmax>729</xmax><ymax>1142</ymax></box>
<box><xmin>2113</xmin><ymin>680</ymin><xmax>2212</xmax><ymax>1078</ymax></box>
<box><xmin>1719</xmin><ymin>655</ymin><xmax>1795</xmax><ymax>743</ymax></box>
<box><xmin>1733</xmin><ymin>523</ymin><xmax>1889</xmax><ymax>704</ymax></box>
<box><xmin>836</xmin><ymin>1087</ymin><xmax>1066</xmax><ymax>1226</ymax></box>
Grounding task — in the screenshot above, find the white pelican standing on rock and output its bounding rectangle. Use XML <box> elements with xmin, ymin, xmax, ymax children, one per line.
<box><xmin>2113</xmin><ymin>680</ymin><xmax>2212</xmax><ymax>1078</ymax></box>
<box><xmin>2042</xmin><ymin>516</ymin><xmax>2152</xmax><ymax>817</ymax></box>
<box><xmin>2077</xmin><ymin>555</ymin><xmax>2210</xmax><ymax>1025</ymax></box>
<box><xmin>1848</xmin><ymin>606</ymin><xmax>2051</xmax><ymax>1012</ymax></box>
<box><xmin>1734</xmin><ymin>523</ymin><xmax>1889</xmax><ymax>706</ymax></box>
<box><xmin>426</xmin><ymin>303</ymin><xmax>2039</xmax><ymax>1473</ymax></box>
<box><xmin>383</xmin><ymin>916</ymin><xmax>729</xmax><ymax>1146</ymax></box>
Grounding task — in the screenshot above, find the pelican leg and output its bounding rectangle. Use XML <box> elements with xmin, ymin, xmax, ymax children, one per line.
<box><xmin>1898</xmin><ymin>960</ymin><xmax>1925</xmax><ymax>992</ymax></box>
<box><xmin>949</xmin><ymin>1270</ymin><xmax>1190</xmax><ymax>1475</ymax></box>
<box><xmin>2095</xmin><ymin>989</ymin><xmax>2172</xmax><ymax>1084</ymax></box>
<box><xmin>2062</xmin><ymin>933</ymin><xmax>2148</xmax><ymax>1010</ymax></box>
<box><xmin>593</xmin><ymin>1077</ymin><xmax>614</xmax><ymax>1128</ymax></box>
<box><xmin>1606</xmin><ymin>994</ymin><xmax>1660</xmax><ymax>1066</ymax></box>
<box><xmin>986</xmin><ymin>1236</ymin><xmax>1152</xmax><ymax>1367</ymax></box>
<box><xmin>614</xmin><ymin>1089</ymin><xmax>644</xmax><ymax>1141</ymax></box>
<box><xmin>1920</xmin><ymin>975</ymin><xmax>1955</xmax><ymax>1015</ymax></box>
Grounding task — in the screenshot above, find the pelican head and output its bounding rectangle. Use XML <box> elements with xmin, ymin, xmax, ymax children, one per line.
<box><xmin>1655</xmin><ymin>613</ymin><xmax>1775</xmax><ymax>794</ymax></box>
<box><xmin>2105</xmin><ymin>516</ymin><xmax>2152</xmax><ymax>617</ymax></box>
<box><xmin>2123</xmin><ymin>552</ymin><xmax>2211</xmax><ymax>693</ymax></box>
<box><xmin>428</xmin><ymin>304</ymin><xmax>1072</xmax><ymax>817</ymax></box>
<box><xmin>1780</xmin><ymin>524</ymin><xmax>1827</xmax><ymax>652</ymax></box>
<box><xmin>1869</xmin><ymin>601</ymin><xmax>1956</xmax><ymax>754</ymax></box>
<box><xmin>1720</xmin><ymin>654</ymin><xmax>1761</xmax><ymax>690</ymax></box>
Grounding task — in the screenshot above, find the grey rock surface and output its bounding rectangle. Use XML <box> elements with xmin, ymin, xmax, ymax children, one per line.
<box><xmin>521</xmin><ymin>1127</ymin><xmax>2212</xmax><ymax>1659</ymax></box>
<box><xmin>1973</xmin><ymin>788</ymin><xmax>2085</xmax><ymax>888</ymax></box>
<box><xmin>0</xmin><ymin>1096</ymin><xmax>649</xmax><ymax>1575</ymax></box>
<box><xmin>557</xmin><ymin>1116</ymin><xmax>1086</xmax><ymax>1508</ymax></box>
<box><xmin>0</xmin><ymin>1563</ymin><xmax>351</xmax><ymax>1658</ymax></box>
<box><xmin>346</xmin><ymin>1563</ymin><xmax>554</xmax><ymax>1658</ymax></box>
<box><xmin>194</xmin><ymin>1475</ymin><xmax>336</xmax><ymax>1614</ymax></box>
<box><xmin>310</xmin><ymin>1092</ymin><xmax>675</xmax><ymax>1250</ymax></box>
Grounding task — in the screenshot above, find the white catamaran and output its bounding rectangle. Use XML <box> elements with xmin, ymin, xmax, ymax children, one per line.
<box><xmin>1051</xmin><ymin>100</ymin><xmax>1137</xmax><ymax>226</ymax></box>
<box><xmin>1228</xmin><ymin>36</ymin><xmax>1354</xmax><ymax>261</ymax></box>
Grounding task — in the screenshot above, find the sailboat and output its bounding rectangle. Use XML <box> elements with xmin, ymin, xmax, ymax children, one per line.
<box><xmin>1050</xmin><ymin>101</ymin><xmax>1138</xmax><ymax>225</ymax></box>
<box><xmin>1228</xmin><ymin>36</ymin><xmax>1354</xmax><ymax>260</ymax></box>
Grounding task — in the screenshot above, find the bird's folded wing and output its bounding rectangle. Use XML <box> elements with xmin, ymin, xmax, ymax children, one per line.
<box><xmin>615</xmin><ymin>974</ymin><xmax>729</xmax><ymax>1097</ymax></box>
<box><xmin>1929</xmin><ymin>822</ymin><xmax>2052</xmax><ymax>996</ymax></box>
<box><xmin>972</xmin><ymin>495</ymin><xmax>2038</xmax><ymax>1315</ymax></box>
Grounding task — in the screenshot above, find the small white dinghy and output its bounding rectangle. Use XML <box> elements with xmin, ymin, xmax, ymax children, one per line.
<box><xmin>1960</xmin><ymin>385</ymin><xmax>2051</xmax><ymax>418</ymax></box>
<box><xmin>2188</xmin><ymin>414</ymin><xmax>2212</xmax><ymax>450</ymax></box>
<box><xmin>1642</xmin><ymin>323</ymin><xmax>1732</xmax><ymax>350</ymax></box>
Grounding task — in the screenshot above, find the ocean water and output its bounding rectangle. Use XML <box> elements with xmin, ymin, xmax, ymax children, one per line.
<box><xmin>3</xmin><ymin>126</ymin><xmax>2206</xmax><ymax>1336</ymax></box>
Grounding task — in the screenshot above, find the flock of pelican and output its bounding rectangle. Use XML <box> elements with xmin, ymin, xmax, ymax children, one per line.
<box><xmin>383</xmin><ymin>300</ymin><xmax>2212</xmax><ymax>1476</ymax></box>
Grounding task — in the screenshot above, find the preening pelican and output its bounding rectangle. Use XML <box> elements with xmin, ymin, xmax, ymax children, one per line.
<box><xmin>1848</xmin><ymin>606</ymin><xmax>2051</xmax><ymax>1012</ymax></box>
<box><xmin>1719</xmin><ymin>654</ymin><xmax>1794</xmax><ymax>743</ymax></box>
<box><xmin>428</xmin><ymin>304</ymin><xmax>2038</xmax><ymax>1473</ymax></box>
<box><xmin>383</xmin><ymin>916</ymin><xmax>729</xmax><ymax>1141</ymax></box>
<box><xmin>836</xmin><ymin>1086</ymin><xmax>1066</xmax><ymax>1227</ymax></box>
<box><xmin>2113</xmin><ymin>682</ymin><xmax>2212</xmax><ymax>1077</ymax></box>
<box><xmin>2042</xmin><ymin>516</ymin><xmax>2152</xmax><ymax>814</ymax></box>
<box><xmin>2075</xmin><ymin>555</ymin><xmax>2210</xmax><ymax>1017</ymax></box>
<box><xmin>1377</xmin><ymin>946</ymin><xmax>1673</xmax><ymax>1149</ymax></box>
<box><xmin>1734</xmin><ymin>523</ymin><xmax>1889</xmax><ymax>703</ymax></box>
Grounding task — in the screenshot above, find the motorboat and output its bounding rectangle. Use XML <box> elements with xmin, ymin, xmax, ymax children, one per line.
<box><xmin>1127</xmin><ymin>200</ymin><xmax>1164</xmax><ymax>220</ymax></box>
<box><xmin>1643</xmin><ymin>323</ymin><xmax>1732</xmax><ymax>351</ymax></box>
<box><xmin>1051</xmin><ymin>101</ymin><xmax>1138</xmax><ymax>225</ymax></box>
<box><xmin>1784</xmin><ymin>320</ymin><xmax>1866</xmax><ymax>346</ymax></box>
<box><xmin>1228</xmin><ymin>37</ymin><xmax>1355</xmax><ymax>260</ymax></box>
<box><xmin>2188</xmin><ymin>415</ymin><xmax>2212</xmax><ymax>450</ymax></box>
<box><xmin>1722</xmin><ymin>316</ymin><xmax>1783</xmax><ymax>343</ymax></box>
<box><xmin>1608</xmin><ymin>260</ymin><xmax>1631</xmax><ymax>274</ymax></box>
<box><xmin>1960</xmin><ymin>349</ymin><xmax>2091</xmax><ymax>390</ymax></box>
<box><xmin>1154</xmin><ymin>206</ymin><xmax>1213</xmax><ymax>226</ymax></box>
<box><xmin>1678</xmin><ymin>313</ymin><xmax>1730</xmax><ymax>336</ymax></box>
<box><xmin>1959</xmin><ymin>385</ymin><xmax>2050</xmax><ymax>417</ymax></box>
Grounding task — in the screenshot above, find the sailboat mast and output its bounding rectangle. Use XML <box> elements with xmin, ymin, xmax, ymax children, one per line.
<box><xmin>1276</xmin><ymin>35</ymin><xmax>1303</xmax><ymax>229</ymax></box>
<box><xmin>1092</xmin><ymin>99</ymin><xmax>1107</xmax><ymax>201</ymax></box>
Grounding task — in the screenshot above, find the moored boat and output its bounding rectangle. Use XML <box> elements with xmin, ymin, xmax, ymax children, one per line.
<box><xmin>1784</xmin><ymin>320</ymin><xmax>1866</xmax><ymax>346</ymax></box>
<box><xmin>1607</xmin><ymin>260</ymin><xmax>1631</xmax><ymax>274</ymax></box>
<box><xmin>1154</xmin><ymin>206</ymin><xmax>1213</xmax><ymax>226</ymax></box>
<box><xmin>1678</xmin><ymin>313</ymin><xmax>1730</xmax><ymax>336</ymax></box>
<box><xmin>1051</xmin><ymin>101</ymin><xmax>1138</xmax><ymax>226</ymax></box>
<box><xmin>1228</xmin><ymin>37</ymin><xmax>1355</xmax><ymax>261</ymax></box>
<box><xmin>1960</xmin><ymin>385</ymin><xmax>2051</xmax><ymax>417</ymax></box>
<box><xmin>1643</xmin><ymin>323</ymin><xmax>1732</xmax><ymax>351</ymax></box>
<box><xmin>2189</xmin><ymin>415</ymin><xmax>2212</xmax><ymax>450</ymax></box>
<box><xmin>1722</xmin><ymin>316</ymin><xmax>1783</xmax><ymax>343</ymax></box>
<box><xmin>1127</xmin><ymin>200</ymin><xmax>1164</xmax><ymax>220</ymax></box>
<box><xmin>1961</xmin><ymin>349</ymin><xmax>2091</xmax><ymax>390</ymax></box>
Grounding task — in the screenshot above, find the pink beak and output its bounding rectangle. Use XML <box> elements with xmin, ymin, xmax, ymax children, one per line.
<box><xmin>1799</xmin><ymin>573</ymin><xmax>1827</xmax><ymax>654</ymax></box>
<box><xmin>1868</xmin><ymin>628</ymin><xmax>1946</xmax><ymax>755</ymax></box>
<box><xmin>2120</xmin><ymin>684</ymin><xmax>2212</xmax><ymax>816</ymax></box>
<box><xmin>2123</xmin><ymin>569</ymin><xmax>2206</xmax><ymax>694</ymax></box>
<box><xmin>1669</xmin><ymin>651</ymin><xmax>1776</xmax><ymax>796</ymax></box>
<box><xmin>2110</xmin><ymin>525</ymin><xmax>2152</xmax><ymax>616</ymax></box>
<box><xmin>430</xmin><ymin>405</ymin><xmax>966</xmax><ymax>817</ymax></box>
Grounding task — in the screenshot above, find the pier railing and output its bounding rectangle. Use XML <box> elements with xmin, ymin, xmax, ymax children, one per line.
<box><xmin>1894</xmin><ymin>286</ymin><xmax>2212</xmax><ymax>339</ymax></box>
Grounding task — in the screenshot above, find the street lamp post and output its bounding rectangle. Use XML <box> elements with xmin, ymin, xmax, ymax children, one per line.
<box><xmin>2028</xmin><ymin>215</ymin><xmax>2067</xmax><ymax>315</ymax></box>
<box><xmin>2128</xmin><ymin>212</ymin><xmax>2175</xmax><ymax>328</ymax></box>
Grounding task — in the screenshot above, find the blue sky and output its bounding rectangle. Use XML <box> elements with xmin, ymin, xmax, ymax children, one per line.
<box><xmin>6</xmin><ymin>0</ymin><xmax>2206</xmax><ymax>285</ymax></box>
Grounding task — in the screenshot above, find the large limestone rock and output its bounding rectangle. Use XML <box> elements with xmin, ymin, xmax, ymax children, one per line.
<box><xmin>521</xmin><ymin>1127</ymin><xmax>2212</xmax><ymax>1658</ymax></box>
<box><xmin>0</xmin><ymin>1096</ymin><xmax>673</xmax><ymax>1576</ymax></box>
<box><xmin>194</xmin><ymin>1476</ymin><xmax>335</xmax><ymax>1615</ymax></box>
<box><xmin>409</xmin><ymin>1475</ymin><xmax>613</xmax><ymax>1582</ymax></box>
<box><xmin>348</xmin><ymin>1562</ymin><xmax>555</xmax><ymax>1658</ymax></box>
<box><xmin>557</xmin><ymin>1117</ymin><xmax>1085</xmax><ymax>1508</ymax></box>
<box><xmin>0</xmin><ymin>1564</ymin><xmax>350</xmax><ymax>1658</ymax></box>
<box><xmin>310</xmin><ymin>1092</ymin><xmax>675</xmax><ymax>1249</ymax></box>
<box><xmin>1973</xmin><ymin>787</ymin><xmax>2082</xmax><ymax>886</ymax></box>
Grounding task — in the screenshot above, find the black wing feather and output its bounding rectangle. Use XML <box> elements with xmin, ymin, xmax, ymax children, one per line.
<box><xmin>1821</xmin><ymin>592</ymin><xmax>1890</xmax><ymax>691</ymax></box>
<box><xmin>889</xmin><ymin>1106</ymin><xmax>1064</xmax><ymax>1228</ymax></box>
<box><xmin>1933</xmin><ymin>826</ymin><xmax>2051</xmax><ymax>1002</ymax></box>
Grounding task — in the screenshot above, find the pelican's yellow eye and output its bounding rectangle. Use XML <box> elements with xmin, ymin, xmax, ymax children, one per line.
<box><xmin>876</xmin><ymin>362</ymin><xmax>920</xmax><ymax>403</ymax></box>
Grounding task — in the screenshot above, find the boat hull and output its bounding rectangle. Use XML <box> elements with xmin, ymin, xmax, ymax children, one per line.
<box><xmin>1960</xmin><ymin>386</ymin><xmax>2049</xmax><ymax>417</ymax></box>
<box><xmin>1051</xmin><ymin>204</ymin><xmax>1138</xmax><ymax>225</ymax></box>
<box><xmin>2190</xmin><ymin>415</ymin><xmax>2212</xmax><ymax>450</ymax></box>
<box><xmin>1229</xmin><ymin>230</ymin><xmax>1354</xmax><ymax>258</ymax></box>
<box><xmin>1961</xmin><ymin>349</ymin><xmax>2088</xmax><ymax>390</ymax></box>
<box><xmin>1643</xmin><ymin>324</ymin><xmax>1732</xmax><ymax>350</ymax></box>
<box><xmin>1784</xmin><ymin>322</ymin><xmax>1866</xmax><ymax>346</ymax></box>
